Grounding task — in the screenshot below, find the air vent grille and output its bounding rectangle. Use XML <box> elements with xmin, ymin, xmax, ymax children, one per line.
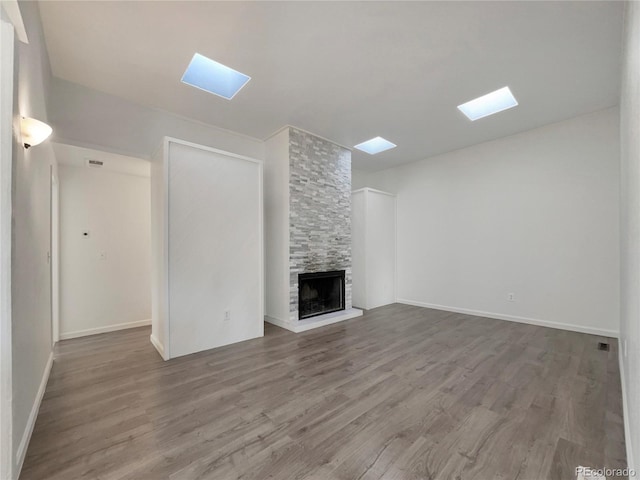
<box><xmin>86</xmin><ymin>159</ymin><xmax>104</xmax><ymax>168</ymax></box>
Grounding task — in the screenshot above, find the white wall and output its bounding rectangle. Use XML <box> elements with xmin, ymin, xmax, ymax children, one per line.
<box><xmin>351</xmin><ymin>188</ymin><xmax>396</xmax><ymax>310</ymax></box>
<box><xmin>264</xmin><ymin>129</ymin><xmax>290</xmax><ymax>323</ymax></box>
<box><xmin>0</xmin><ymin>12</ymin><xmax>15</xmax><ymax>480</ymax></box>
<box><xmin>363</xmin><ymin>190</ymin><xmax>396</xmax><ymax>309</ymax></box>
<box><xmin>351</xmin><ymin>190</ymin><xmax>366</xmax><ymax>309</ymax></box>
<box><xmin>365</xmin><ymin>108</ymin><xmax>620</xmax><ymax>337</ymax></box>
<box><xmin>150</xmin><ymin>147</ymin><xmax>167</xmax><ymax>355</ymax></box>
<box><xmin>10</xmin><ymin>1</ymin><xmax>56</xmax><ymax>476</ymax></box>
<box><xmin>48</xmin><ymin>77</ymin><xmax>265</xmax><ymax>162</ymax></box>
<box><xmin>151</xmin><ymin>139</ymin><xmax>263</xmax><ymax>359</ymax></box>
<box><xmin>351</xmin><ymin>169</ymin><xmax>372</xmax><ymax>190</ymax></box>
<box><xmin>620</xmin><ymin>1</ymin><xmax>640</xmax><ymax>471</ymax></box>
<box><xmin>57</xmin><ymin>147</ymin><xmax>151</xmax><ymax>339</ymax></box>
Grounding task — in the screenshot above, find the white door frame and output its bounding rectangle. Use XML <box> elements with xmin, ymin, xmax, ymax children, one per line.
<box><xmin>0</xmin><ymin>14</ymin><xmax>15</xmax><ymax>480</ymax></box>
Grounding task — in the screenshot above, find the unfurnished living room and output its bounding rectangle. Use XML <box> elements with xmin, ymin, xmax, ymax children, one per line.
<box><xmin>0</xmin><ymin>1</ymin><xmax>638</xmax><ymax>479</ymax></box>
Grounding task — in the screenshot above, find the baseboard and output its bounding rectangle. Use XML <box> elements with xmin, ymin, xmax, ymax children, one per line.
<box><xmin>264</xmin><ymin>315</ymin><xmax>295</xmax><ymax>332</ymax></box>
<box><xmin>618</xmin><ymin>345</ymin><xmax>635</xmax><ymax>471</ymax></box>
<box><xmin>397</xmin><ymin>299</ymin><xmax>619</xmax><ymax>338</ymax></box>
<box><xmin>149</xmin><ymin>334</ymin><xmax>167</xmax><ymax>360</ymax></box>
<box><xmin>15</xmin><ymin>350</ymin><xmax>53</xmax><ymax>477</ymax></box>
<box><xmin>60</xmin><ymin>319</ymin><xmax>151</xmax><ymax>340</ymax></box>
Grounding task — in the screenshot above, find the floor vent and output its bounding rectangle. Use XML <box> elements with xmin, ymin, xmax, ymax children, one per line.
<box><xmin>597</xmin><ymin>342</ymin><xmax>610</xmax><ymax>351</ymax></box>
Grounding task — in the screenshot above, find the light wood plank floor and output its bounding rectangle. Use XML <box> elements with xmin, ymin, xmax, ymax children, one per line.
<box><xmin>21</xmin><ymin>304</ymin><xmax>626</xmax><ymax>480</ymax></box>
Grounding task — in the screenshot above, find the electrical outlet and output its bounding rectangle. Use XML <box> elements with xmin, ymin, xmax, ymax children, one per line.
<box><xmin>224</xmin><ymin>310</ymin><xmax>231</xmax><ymax>322</ymax></box>
<box><xmin>508</xmin><ymin>293</ymin><xmax>515</xmax><ymax>302</ymax></box>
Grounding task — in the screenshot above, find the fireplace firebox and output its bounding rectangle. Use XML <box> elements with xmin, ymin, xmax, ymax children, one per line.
<box><xmin>298</xmin><ymin>270</ymin><xmax>346</xmax><ymax>319</ymax></box>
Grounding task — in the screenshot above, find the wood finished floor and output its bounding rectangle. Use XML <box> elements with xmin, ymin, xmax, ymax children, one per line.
<box><xmin>21</xmin><ymin>304</ymin><xmax>626</xmax><ymax>480</ymax></box>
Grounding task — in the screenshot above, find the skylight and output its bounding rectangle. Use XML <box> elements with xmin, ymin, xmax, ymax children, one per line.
<box><xmin>181</xmin><ymin>53</ymin><xmax>251</xmax><ymax>100</ymax></box>
<box><xmin>457</xmin><ymin>86</ymin><xmax>518</xmax><ymax>121</ymax></box>
<box><xmin>354</xmin><ymin>137</ymin><xmax>397</xmax><ymax>155</ymax></box>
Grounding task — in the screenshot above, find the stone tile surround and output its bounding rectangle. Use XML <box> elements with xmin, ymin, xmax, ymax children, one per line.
<box><xmin>288</xmin><ymin>128</ymin><xmax>353</xmax><ymax>321</ymax></box>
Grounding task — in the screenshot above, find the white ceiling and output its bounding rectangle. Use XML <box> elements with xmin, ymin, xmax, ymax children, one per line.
<box><xmin>39</xmin><ymin>1</ymin><xmax>623</xmax><ymax>171</ymax></box>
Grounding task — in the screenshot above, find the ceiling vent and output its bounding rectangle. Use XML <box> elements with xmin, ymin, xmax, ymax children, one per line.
<box><xmin>86</xmin><ymin>159</ymin><xmax>104</xmax><ymax>168</ymax></box>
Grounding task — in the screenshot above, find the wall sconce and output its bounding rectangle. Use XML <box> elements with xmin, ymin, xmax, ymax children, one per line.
<box><xmin>20</xmin><ymin>117</ymin><xmax>52</xmax><ymax>149</ymax></box>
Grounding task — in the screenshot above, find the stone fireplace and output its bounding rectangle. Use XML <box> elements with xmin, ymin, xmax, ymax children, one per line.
<box><xmin>288</xmin><ymin>127</ymin><xmax>353</xmax><ymax>321</ymax></box>
<box><xmin>265</xmin><ymin>126</ymin><xmax>362</xmax><ymax>332</ymax></box>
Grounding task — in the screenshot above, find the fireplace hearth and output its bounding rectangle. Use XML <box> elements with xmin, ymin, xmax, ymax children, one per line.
<box><xmin>298</xmin><ymin>271</ymin><xmax>346</xmax><ymax>319</ymax></box>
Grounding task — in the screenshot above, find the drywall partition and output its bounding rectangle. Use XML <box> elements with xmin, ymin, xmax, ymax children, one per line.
<box><xmin>264</xmin><ymin>128</ymin><xmax>290</xmax><ymax>323</ymax></box>
<box><xmin>364</xmin><ymin>108</ymin><xmax>620</xmax><ymax>337</ymax></box>
<box><xmin>150</xmin><ymin>144</ymin><xmax>167</xmax><ymax>358</ymax></box>
<box><xmin>57</xmin><ymin>145</ymin><xmax>151</xmax><ymax>339</ymax></box>
<box><xmin>10</xmin><ymin>1</ymin><xmax>57</xmax><ymax>477</ymax></box>
<box><xmin>351</xmin><ymin>190</ymin><xmax>366</xmax><ymax>309</ymax></box>
<box><xmin>150</xmin><ymin>138</ymin><xmax>263</xmax><ymax>359</ymax></box>
<box><xmin>0</xmin><ymin>13</ymin><xmax>14</xmax><ymax>480</ymax></box>
<box><xmin>620</xmin><ymin>0</ymin><xmax>640</xmax><ymax>470</ymax></box>
<box><xmin>351</xmin><ymin>188</ymin><xmax>396</xmax><ymax>310</ymax></box>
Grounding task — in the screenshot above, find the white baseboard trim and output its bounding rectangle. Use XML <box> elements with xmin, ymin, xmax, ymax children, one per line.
<box><xmin>397</xmin><ymin>299</ymin><xmax>619</xmax><ymax>338</ymax></box>
<box><xmin>15</xmin><ymin>350</ymin><xmax>53</xmax><ymax>476</ymax></box>
<box><xmin>264</xmin><ymin>315</ymin><xmax>294</xmax><ymax>332</ymax></box>
<box><xmin>60</xmin><ymin>319</ymin><xmax>151</xmax><ymax>340</ymax></box>
<box><xmin>149</xmin><ymin>334</ymin><xmax>167</xmax><ymax>361</ymax></box>
<box><xmin>618</xmin><ymin>345</ymin><xmax>635</xmax><ymax>472</ymax></box>
<box><xmin>265</xmin><ymin>308</ymin><xmax>363</xmax><ymax>333</ymax></box>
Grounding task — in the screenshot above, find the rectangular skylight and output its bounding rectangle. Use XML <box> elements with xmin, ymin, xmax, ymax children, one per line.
<box><xmin>354</xmin><ymin>137</ymin><xmax>397</xmax><ymax>155</ymax></box>
<box><xmin>181</xmin><ymin>53</ymin><xmax>251</xmax><ymax>100</ymax></box>
<box><xmin>457</xmin><ymin>86</ymin><xmax>518</xmax><ymax>121</ymax></box>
